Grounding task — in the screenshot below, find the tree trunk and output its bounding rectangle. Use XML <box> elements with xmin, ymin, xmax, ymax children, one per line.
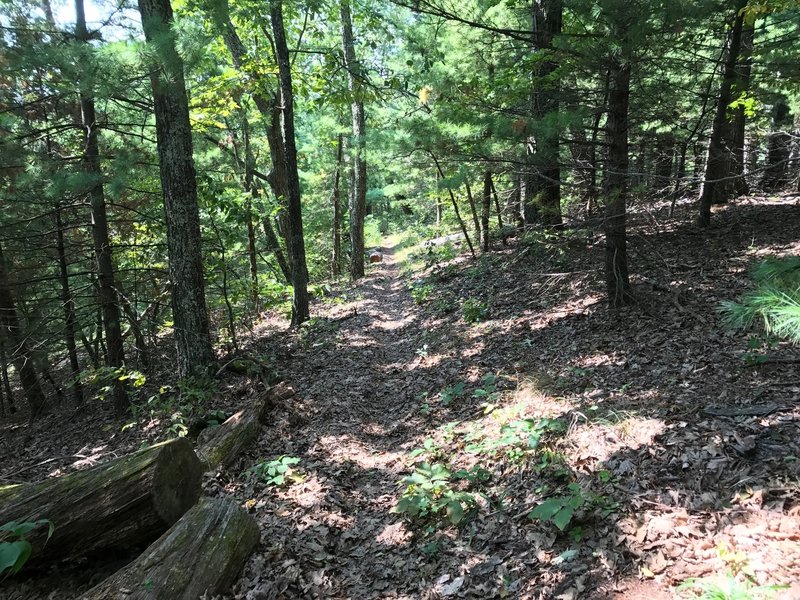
<box><xmin>697</xmin><ymin>0</ymin><xmax>747</xmax><ymax>226</ymax></box>
<box><xmin>763</xmin><ymin>101</ymin><xmax>793</xmax><ymax>191</ymax></box>
<box><xmin>0</xmin><ymin>334</ymin><xmax>16</xmax><ymax>414</ymax></box>
<box><xmin>0</xmin><ymin>438</ymin><xmax>202</xmax><ymax>568</ymax></box>
<box><xmin>0</xmin><ymin>243</ymin><xmax>46</xmax><ymax>418</ymax></box>
<box><xmin>340</xmin><ymin>0</ymin><xmax>368</xmax><ymax>280</ymax></box>
<box><xmin>464</xmin><ymin>178</ymin><xmax>481</xmax><ymax>244</ymax></box>
<box><xmin>198</xmin><ymin>382</ymin><xmax>293</xmax><ymax>472</ymax></box>
<box><xmin>137</xmin><ymin>0</ymin><xmax>215</xmax><ymax>378</ymax></box>
<box><xmin>332</xmin><ymin>132</ymin><xmax>344</xmax><ymax>277</ymax></box>
<box><xmin>603</xmin><ymin>33</ymin><xmax>633</xmax><ymax>308</ymax></box>
<box><xmin>481</xmin><ymin>171</ymin><xmax>492</xmax><ymax>252</ymax></box>
<box><xmin>732</xmin><ymin>22</ymin><xmax>754</xmax><ymax>197</ymax></box>
<box><xmin>655</xmin><ymin>133</ymin><xmax>675</xmax><ymax>192</ymax></box>
<box><xmin>75</xmin><ymin>0</ymin><xmax>128</xmax><ymax>413</ymax></box>
<box><xmin>270</xmin><ymin>0</ymin><xmax>310</xmax><ymax>327</ymax></box>
<box><xmin>530</xmin><ymin>0</ymin><xmax>562</xmax><ymax>225</ymax></box>
<box><xmin>79</xmin><ymin>497</ymin><xmax>259</xmax><ymax>600</ymax></box>
<box><xmin>431</xmin><ymin>154</ymin><xmax>476</xmax><ymax>257</ymax></box>
<box><xmin>488</xmin><ymin>175</ymin><xmax>506</xmax><ymax>244</ymax></box>
<box><xmin>54</xmin><ymin>203</ymin><xmax>83</xmax><ymax>405</ymax></box>
<box><xmin>262</xmin><ymin>216</ymin><xmax>292</xmax><ymax>284</ymax></box>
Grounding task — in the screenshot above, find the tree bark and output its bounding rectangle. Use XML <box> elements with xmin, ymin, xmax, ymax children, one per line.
<box><xmin>137</xmin><ymin>0</ymin><xmax>216</xmax><ymax>378</ymax></box>
<box><xmin>763</xmin><ymin>100</ymin><xmax>793</xmax><ymax>191</ymax></box>
<box><xmin>529</xmin><ymin>0</ymin><xmax>562</xmax><ymax>225</ymax></box>
<box><xmin>431</xmin><ymin>154</ymin><xmax>476</xmax><ymax>257</ymax></box>
<box><xmin>270</xmin><ymin>0</ymin><xmax>310</xmax><ymax>327</ymax></box>
<box><xmin>697</xmin><ymin>0</ymin><xmax>747</xmax><ymax>226</ymax></box>
<box><xmin>0</xmin><ymin>243</ymin><xmax>46</xmax><ymax>418</ymax></box>
<box><xmin>0</xmin><ymin>438</ymin><xmax>202</xmax><ymax>568</ymax></box>
<box><xmin>79</xmin><ymin>497</ymin><xmax>259</xmax><ymax>600</ymax></box>
<box><xmin>75</xmin><ymin>0</ymin><xmax>128</xmax><ymax>413</ymax></box>
<box><xmin>481</xmin><ymin>171</ymin><xmax>492</xmax><ymax>252</ymax></box>
<box><xmin>340</xmin><ymin>0</ymin><xmax>368</xmax><ymax>280</ymax></box>
<box><xmin>242</xmin><ymin>117</ymin><xmax>260</xmax><ymax>314</ymax></box>
<box><xmin>198</xmin><ymin>382</ymin><xmax>293</xmax><ymax>472</ymax></box>
<box><xmin>464</xmin><ymin>178</ymin><xmax>481</xmax><ymax>244</ymax></box>
<box><xmin>332</xmin><ymin>133</ymin><xmax>344</xmax><ymax>277</ymax></box>
<box><xmin>732</xmin><ymin>22</ymin><xmax>754</xmax><ymax>197</ymax></box>
<box><xmin>603</xmin><ymin>29</ymin><xmax>633</xmax><ymax>308</ymax></box>
<box><xmin>54</xmin><ymin>203</ymin><xmax>83</xmax><ymax>405</ymax></box>
<box><xmin>0</xmin><ymin>334</ymin><xmax>16</xmax><ymax>414</ymax></box>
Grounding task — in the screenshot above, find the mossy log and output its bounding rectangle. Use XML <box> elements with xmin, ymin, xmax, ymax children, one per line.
<box><xmin>197</xmin><ymin>382</ymin><xmax>294</xmax><ymax>472</ymax></box>
<box><xmin>80</xmin><ymin>497</ymin><xmax>259</xmax><ymax>600</ymax></box>
<box><xmin>0</xmin><ymin>438</ymin><xmax>202</xmax><ymax>567</ymax></box>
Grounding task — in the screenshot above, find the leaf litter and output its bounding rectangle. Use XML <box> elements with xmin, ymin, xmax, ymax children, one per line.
<box><xmin>1</xmin><ymin>197</ymin><xmax>799</xmax><ymax>599</ymax></box>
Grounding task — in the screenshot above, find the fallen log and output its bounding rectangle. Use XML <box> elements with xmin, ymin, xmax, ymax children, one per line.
<box><xmin>0</xmin><ymin>438</ymin><xmax>202</xmax><ymax>567</ymax></box>
<box><xmin>197</xmin><ymin>382</ymin><xmax>294</xmax><ymax>472</ymax></box>
<box><xmin>80</xmin><ymin>497</ymin><xmax>260</xmax><ymax>600</ymax></box>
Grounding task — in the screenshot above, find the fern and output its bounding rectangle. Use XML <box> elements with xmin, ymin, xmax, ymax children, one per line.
<box><xmin>722</xmin><ymin>257</ymin><xmax>800</xmax><ymax>344</ymax></box>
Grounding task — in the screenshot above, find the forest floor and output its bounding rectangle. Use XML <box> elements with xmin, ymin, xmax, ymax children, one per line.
<box><xmin>2</xmin><ymin>196</ymin><xmax>800</xmax><ymax>599</ymax></box>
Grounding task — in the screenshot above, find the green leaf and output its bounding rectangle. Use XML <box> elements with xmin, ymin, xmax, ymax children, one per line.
<box><xmin>0</xmin><ymin>540</ymin><xmax>32</xmax><ymax>575</ymax></box>
<box><xmin>552</xmin><ymin>506</ymin><xmax>575</xmax><ymax>530</ymax></box>
<box><xmin>528</xmin><ymin>498</ymin><xmax>565</xmax><ymax>521</ymax></box>
<box><xmin>446</xmin><ymin>500</ymin><xmax>464</xmax><ymax>524</ymax></box>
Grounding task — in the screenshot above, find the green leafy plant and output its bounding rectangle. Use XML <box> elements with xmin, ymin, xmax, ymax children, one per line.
<box><xmin>462</xmin><ymin>297</ymin><xmax>490</xmax><ymax>323</ymax></box>
<box><xmin>528</xmin><ymin>483</ymin><xmax>616</xmax><ymax>535</ymax></box>
<box><xmin>247</xmin><ymin>456</ymin><xmax>302</xmax><ymax>486</ymax></box>
<box><xmin>80</xmin><ymin>366</ymin><xmax>146</xmax><ymax>403</ymax></box>
<box><xmin>466</xmin><ymin>417</ymin><xmax>566</xmax><ymax>459</ymax></box>
<box><xmin>410</xmin><ymin>281</ymin><xmax>435</xmax><ymax>304</ymax></box>
<box><xmin>722</xmin><ymin>257</ymin><xmax>800</xmax><ymax>344</ymax></box>
<box><xmin>439</xmin><ymin>382</ymin><xmax>466</xmax><ymax>406</ymax></box>
<box><xmin>392</xmin><ymin>462</ymin><xmax>479</xmax><ymax>525</ymax></box>
<box><xmin>0</xmin><ymin>519</ymin><xmax>54</xmax><ymax>577</ymax></box>
<box><xmin>676</xmin><ymin>573</ymin><xmax>787</xmax><ymax>599</ymax></box>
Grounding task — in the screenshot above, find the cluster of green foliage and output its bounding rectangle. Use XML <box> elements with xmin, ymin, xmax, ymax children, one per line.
<box><xmin>722</xmin><ymin>257</ymin><xmax>800</xmax><ymax>344</ymax></box>
<box><xmin>246</xmin><ymin>456</ymin><xmax>302</xmax><ymax>487</ymax></box>
<box><xmin>0</xmin><ymin>520</ymin><xmax>53</xmax><ymax>577</ymax></box>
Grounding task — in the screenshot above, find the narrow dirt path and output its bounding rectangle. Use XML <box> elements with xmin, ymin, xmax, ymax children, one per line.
<box><xmin>232</xmin><ymin>244</ymin><xmax>441</xmax><ymax>598</ymax></box>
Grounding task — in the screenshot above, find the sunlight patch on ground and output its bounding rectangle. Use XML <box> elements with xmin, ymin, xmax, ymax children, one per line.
<box><xmin>316</xmin><ymin>434</ymin><xmax>406</xmax><ymax>471</ymax></box>
<box><xmin>281</xmin><ymin>474</ymin><xmax>328</xmax><ymax>511</ymax></box>
<box><xmin>572</xmin><ymin>351</ymin><xmax>626</xmax><ymax>368</ymax></box>
<box><xmin>369</xmin><ymin>315</ymin><xmax>416</xmax><ymax>331</ymax></box>
<box><xmin>375</xmin><ymin>521</ymin><xmax>412</xmax><ymax>546</ymax></box>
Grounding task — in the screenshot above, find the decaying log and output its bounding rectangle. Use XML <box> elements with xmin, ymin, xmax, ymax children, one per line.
<box><xmin>80</xmin><ymin>497</ymin><xmax>260</xmax><ymax>600</ymax></box>
<box><xmin>0</xmin><ymin>438</ymin><xmax>202</xmax><ymax>567</ymax></box>
<box><xmin>197</xmin><ymin>382</ymin><xmax>294</xmax><ymax>472</ymax></box>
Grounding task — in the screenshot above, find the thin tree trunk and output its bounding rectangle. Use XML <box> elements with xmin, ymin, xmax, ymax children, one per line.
<box><xmin>464</xmin><ymin>178</ymin><xmax>481</xmax><ymax>243</ymax></box>
<box><xmin>262</xmin><ymin>216</ymin><xmax>292</xmax><ymax>284</ymax></box>
<box><xmin>75</xmin><ymin>0</ymin><xmax>128</xmax><ymax>412</ymax></box>
<box><xmin>603</xmin><ymin>31</ymin><xmax>633</xmax><ymax>307</ymax></box>
<box><xmin>246</xmin><ymin>203</ymin><xmax>259</xmax><ymax>314</ymax></box>
<box><xmin>54</xmin><ymin>204</ymin><xmax>83</xmax><ymax>405</ymax></box>
<box><xmin>0</xmin><ymin>335</ymin><xmax>16</xmax><ymax>414</ymax></box>
<box><xmin>435</xmin><ymin>171</ymin><xmax>443</xmax><ymax>227</ymax></box>
<box><xmin>209</xmin><ymin>216</ymin><xmax>238</xmax><ymax>352</ymax></box>
<box><xmin>697</xmin><ymin>0</ymin><xmax>747</xmax><ymax>226</ymax></box>
<box><xmin>340</xmin><ymin>0</ymin><xmax>367</xmax><ymax>280</ymax></box>
<box><xmin>117</xmin><ymin>292</ymin><xmax>150</xmax><ymax>370</ymax></box>
<box><xmin>431</xmin><ymin>154</ymin><xmax>476</xmax><ymax>257</ymax></box>
<box><xmin>732</xmin><ymin>22</ymin><xmax>754</xmax><ymax>197</ymax></box>
<box><xmin>488</xmin><ymin>175</ymin><xmax>506</xmax><ymax>245</ymax></box>
<box><xmin>530</xmin><ymin>0</ymin><xmax>562</xmax><ymax>225</ymax></box>
<box><xmin>270</xmin><ymin>0</ymin><xmax>310</xmax><ymax>327</ymax></box>
<box><xmin>0</xmin><ymin>243</ymin><xmax>46</xmax><ymax>419</ymax></box>
<box><xmin>138</xmin><ymin>0</ymin><xmax>216</xmax><ymax>377</ymax></box>
<box><xmin>481</xmin><ymin>171</ymin><xmax>492</xmax><ymax>252</ymax></box>
<box><xmin>332</xmin><ymin>133</ymin><xmax>343</xmax><ymax>277</ymax></box>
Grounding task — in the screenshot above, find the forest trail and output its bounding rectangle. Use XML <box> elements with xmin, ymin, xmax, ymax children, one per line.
<box><xmin>230</xmin><ymin>202</ymin><xmax>800</xmax><ymax>600</ymax></box>
<box><xmin>233</xmin><ymin>240</ymin><xmax>452</xmax><ymax>598</ymax></box>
